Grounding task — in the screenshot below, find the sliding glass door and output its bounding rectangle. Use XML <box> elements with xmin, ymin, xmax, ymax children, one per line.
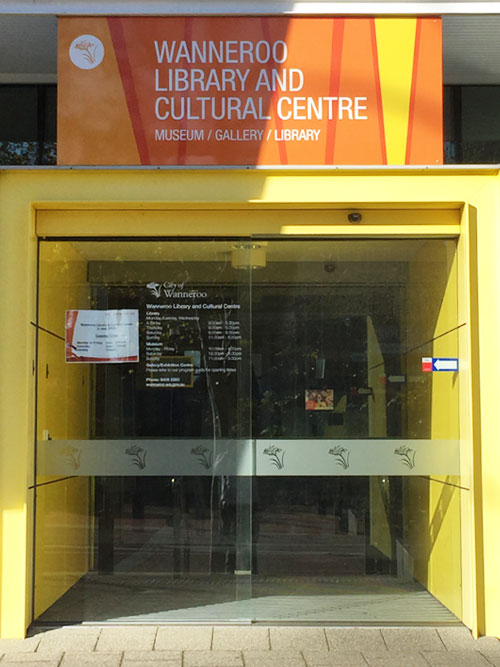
<box><xmin>34</xmin><ymin>237</ymin><xmax>462</xmax><ymax>624</ymax></box>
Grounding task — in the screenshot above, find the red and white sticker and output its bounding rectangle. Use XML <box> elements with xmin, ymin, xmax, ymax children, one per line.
<box><xmin>66</xmin><ymin>309</ymin><xmax>139</xmax><ymax>363</ymax></box>
<box><xmin>421</xmin><ymin>357</ymin><xmax>433</xmax><ymax>372</ymax></box>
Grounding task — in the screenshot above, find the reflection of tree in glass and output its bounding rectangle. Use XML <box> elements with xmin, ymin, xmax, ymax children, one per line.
<box><xmin>258</xmin><ymin>390</ymin><xmax>296</xmax><ymax>438</ymax></box>
<box><xmin>164</xmin><ymin>321</ymin><xmax>198</xmax><ymax>352</ymax></box>
<box><xmin>0</xmin><ymin>141</ymin><xmax>57</xmax><ymax>166</ymax></box>
<box><xmin>0</xmin><ymin>141</ymin><xmax>37</xmax><ymax>165</ymax></box>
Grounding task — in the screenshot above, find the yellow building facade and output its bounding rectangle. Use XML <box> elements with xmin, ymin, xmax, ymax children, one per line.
<box><xmin>0</xmin><ymin>166</ymin><xmax>499</xmax><ymax>637</ymax></box>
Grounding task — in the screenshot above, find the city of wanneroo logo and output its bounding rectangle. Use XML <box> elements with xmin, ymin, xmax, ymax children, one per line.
<box><xmin>69</xmin><ymin>35</ymin><xmax>105</xmax><ymax>70</ymax></box>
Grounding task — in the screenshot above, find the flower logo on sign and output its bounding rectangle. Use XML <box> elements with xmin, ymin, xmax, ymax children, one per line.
<box><xmin>125</xmin><ymin>445</ymin><xmax>147</xmax><ymax>470</ymax></box>
<box><xmin>394</xmin><ymin>445</ymin><xmax>416</xmax><ymax>470</ymax></box>
<box><xmin>69</xmin><ymin>35</ymin><xmax>105</xmax><ymax>70</ymax></box>
<box><xmin>147</xmin><ymin>282</ymin><xmax>163</xmax><ymax>298</ymax></box>
<box><xmin>60</xmin><ymin>444</ymin><xmax>81</xmax><ymax>470</ymax></box>
<box><xmin>329</xmin><ymin>445</ymin><xmax>350</xmax><ymax>470</ymax></box>
<box><xmin>191</xmin><ymin>445</ymin><xmax>213</xmax><ymax>470</ymax></box>
<box><xmin>191</xmin><ymin>445</ymin><xmax>226</xmax><ymax>470</ymax></box>
<box><xmin>263</xmin><ymin>445</ymin><xmax>285</xmax><ymax>470</ymax></box>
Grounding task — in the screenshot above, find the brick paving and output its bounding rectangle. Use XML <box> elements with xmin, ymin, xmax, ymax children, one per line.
<box><xmin>0</xmin><ymin>626</ymin><xmax>498</xmax><ymax>666</ymax></box>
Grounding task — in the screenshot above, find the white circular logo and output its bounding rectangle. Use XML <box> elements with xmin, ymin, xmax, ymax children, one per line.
<box><xmin>69</xmin><ymin>35</ymin><xmax>105</xmax><ymax>70</ymax></box>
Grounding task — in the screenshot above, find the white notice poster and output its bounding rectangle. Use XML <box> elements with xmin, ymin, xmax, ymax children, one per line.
<box><xmin>65</xmin><ymin>309</ymin><xmax>139</xmax><ymax>363</ymax></box>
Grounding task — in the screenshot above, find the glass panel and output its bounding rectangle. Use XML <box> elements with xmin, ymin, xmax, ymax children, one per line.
<box><xmin>35</xmin><ymin>240</ymin><xmax>253</xmax><ymax>622</ymax></box>
<box><xmin>461</xmin><ymin>86</ymin><xmax>500</xmax><ymax>163</ymax></box>
<box><xmin>0</xmin><ymin>86</ymin><xmax>39</xmax><ymax>164</ymax></box>
<box><xmin>42</xmin><ymin>85</ymin><xmax>57</xmax><ymax>165</ymax></box>
<box><xmin>444</xmin><ymin>85</ymin><xmax>500</xmax><ymax>164</ymax></box>
<box><xmin>34</xmin><ymin>236</ymin><xmax>462</xmax><ymax>624</ymax></box>
<box><xmin>250</xmin><ymin>239</ymin><xmax>461</xmax><ymax>623</ymax></box>
<box><xmin>0</xmin><ymin>85</ymin><xmax>57</xmax><ymax>165</ymax></box>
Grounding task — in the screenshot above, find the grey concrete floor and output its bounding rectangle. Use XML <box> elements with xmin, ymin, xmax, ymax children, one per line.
<box><xmin>0</xmin><ymin>625</ymin><xmax>499</xmax><ymax>666</ymax></box>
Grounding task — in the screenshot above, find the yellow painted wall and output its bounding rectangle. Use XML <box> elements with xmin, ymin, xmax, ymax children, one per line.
<box><xmin>406</xmin><ymin>239</ymin><xmax>462</xmax><ymax>618</ymax></box>
<box><xmin>34</xmin><ymin>242</ymin><xmax>91</xmax><ymax>618</ymax></box>
<box><xmin>1</xmin><ymin>167</ymin><xmax>500</xmax><ymax>637</ymax></box>
<box><xmin>472</xmin><ymin>187</ymin><xmax>500</xmax><ymax>638</ymax></box>
<box><xmin>0</xmin><ymin>175</ymin><xmax>37</xmax><ymax>639</ymax></box>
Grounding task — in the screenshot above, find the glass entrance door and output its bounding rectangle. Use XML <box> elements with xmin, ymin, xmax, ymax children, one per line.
<box><xmin>34</xmin><ymin>237</ymin><xmax>463</xmax><ymax>624</ymax></box>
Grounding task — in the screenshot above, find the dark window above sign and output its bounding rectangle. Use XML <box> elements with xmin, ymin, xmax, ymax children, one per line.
<box><xmin>444</xmin><ymin>86</ymin><xmax>500</xmax><ymax>164</ymax></box>
<box><xmin>1</xmin><ymin>83</ymin><xmax>500</xmax><ymax>166</ymax></box>
<box><xmin>0</xmin><ymin>85</ymin><xmax>56</xmax><ymax>165</ymax></box>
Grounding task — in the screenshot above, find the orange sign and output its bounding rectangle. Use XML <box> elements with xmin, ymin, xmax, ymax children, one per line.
<box><xmin>58</xmin><ymin>17</ymin><xmax>442</xmax><ymax>166</ymax></box>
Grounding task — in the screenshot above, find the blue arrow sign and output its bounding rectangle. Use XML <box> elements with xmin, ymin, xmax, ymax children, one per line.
<box><xmin>432</xmin><ymin>357</ymin><xmax>459</xmax><ymax>372</ymax></box>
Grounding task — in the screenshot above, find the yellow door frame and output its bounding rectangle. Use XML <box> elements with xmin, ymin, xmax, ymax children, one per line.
<box><xmin>1</xmin><ymin>167</ymin><xmax>499</xmax><ymax>638</ymax></box>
